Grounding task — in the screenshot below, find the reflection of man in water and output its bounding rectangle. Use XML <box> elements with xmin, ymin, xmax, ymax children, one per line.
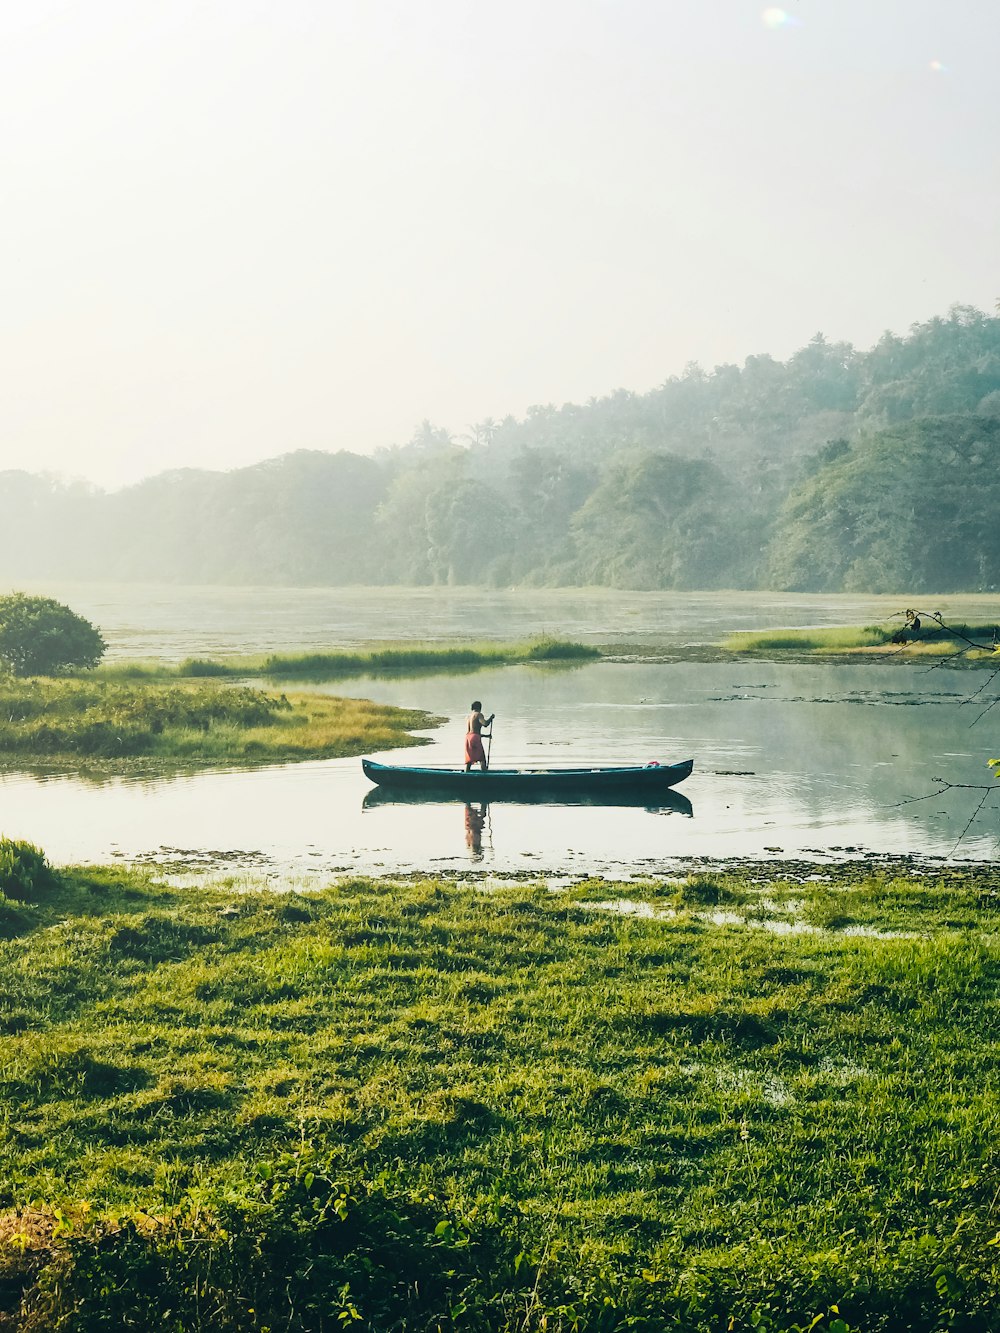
<box><xmin>464</xmin><ymin>700</ymin><xmax>495</xmax><ymax>771</ymax></box>
<box><xmin>464</xmin><ymin>803</ymin><xmax>487</xmax><ymax>860</ymax></box>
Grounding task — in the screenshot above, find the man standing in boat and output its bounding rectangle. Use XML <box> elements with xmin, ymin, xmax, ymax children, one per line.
<box><xmin>464</xmin><ymin>700</ymin><xmax>495</xmax><ymax>771</ymax></box>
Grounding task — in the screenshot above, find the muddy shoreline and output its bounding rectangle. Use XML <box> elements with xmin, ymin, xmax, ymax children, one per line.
<box><xmin>109</xmin><ymin>846</ymin><xmax>1000</xmax><ymax>891</ymax></box>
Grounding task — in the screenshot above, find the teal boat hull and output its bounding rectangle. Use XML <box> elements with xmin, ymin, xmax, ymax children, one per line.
<box><xmin>361</xmin><ymin>757</ymin><xmax>693</xmax><ymax>802</ymax></box>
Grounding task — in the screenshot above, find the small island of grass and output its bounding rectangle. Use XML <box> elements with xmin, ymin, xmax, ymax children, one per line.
<box><xmin>722</xmin><ymin>620</ymin><xmax>1000</xmax><ymax>660</ymax></box>
<box><xmin>0</xmin><ymin>677</ymin><xmax>439</xmax><ymax>774</ymax></box>
<box><xmin>101</xmin><ymin>636</ymin><xmax>600</xmax><ymax>682</ymax></box>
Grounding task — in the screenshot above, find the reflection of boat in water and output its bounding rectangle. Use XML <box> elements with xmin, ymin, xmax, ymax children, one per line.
<box><xmin>362</xmin><ymin>757</ymin><xmax>693</xmax><ymax>802</ymax></box>
<box><xmin>362</xmin><ymin>784</ymin><xmax>694</xmax><ymax>817</ymax></box>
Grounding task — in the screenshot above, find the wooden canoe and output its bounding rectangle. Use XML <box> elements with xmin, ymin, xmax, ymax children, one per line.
<box><xmin>361</xmin><ymin>757</ymin><xmax>693</xmax><ymax>801</ymax></box>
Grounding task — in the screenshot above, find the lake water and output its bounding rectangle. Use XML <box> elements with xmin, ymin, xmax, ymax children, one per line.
<box><xmin>2</xmin><ymin>584</ymin><xmax>999</xmax><ymax>877</ymax></box>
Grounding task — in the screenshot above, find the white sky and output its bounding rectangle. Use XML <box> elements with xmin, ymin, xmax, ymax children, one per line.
<box><xmin>1</xmin><ymin>0</ymin><xmax>997</xmax><ymax>489</ymax></box>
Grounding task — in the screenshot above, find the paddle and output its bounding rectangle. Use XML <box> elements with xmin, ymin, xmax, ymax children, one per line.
<box><xmin>485</xmin><ymin>722</ymin><xmax>493</xmax><ymax>770</ymax></box>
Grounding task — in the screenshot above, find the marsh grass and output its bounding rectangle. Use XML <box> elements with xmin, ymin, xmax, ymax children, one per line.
<box><xmin>0</xmin><ymin>678</ymin><xmax>437</xmax><ymax>771</ymax></box>
<box><xmin>1</xmin><ymin>866</ymin><xmax>1000</xmax><ymax>1329</ymax></box>
<box><xmin>722</xmin><ymin>626</ymin><xmax>889</xmax><ymax>652</ymax></box>
<box><xmin>93</xmin><ymin>637</ymin><xmax>599</xmax><ymax>683</ymax></box>
<box><xmin>256</xmin><ymin>636</ymin><xmax>598</xmax><ymax>679</ymax></box>
<box><xmin>723</xmin><ymin>622</ymin><xmax>1000</xmax><ymax>658</ymax></box>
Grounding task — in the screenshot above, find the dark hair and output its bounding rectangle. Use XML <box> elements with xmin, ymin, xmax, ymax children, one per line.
<box><xmin>471</xmin><ymin>700</ymin><xmax>482</xmax><ymax>710</ymax></box>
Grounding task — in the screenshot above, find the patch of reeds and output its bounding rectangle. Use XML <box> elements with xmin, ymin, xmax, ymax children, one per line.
<box><xmin>722</xmin><ymin>625</ymin><xmax>890</xmax><ymax>652</ymax></box>
<box><xmin>257</xmin><ymin>636</ymin><xmax>597</xmax><ymax>679</ymax></box>
<box><xmin>90</xmin><ymin>637</ymin><xmax>598</xmax><ymax>682</ymax></box>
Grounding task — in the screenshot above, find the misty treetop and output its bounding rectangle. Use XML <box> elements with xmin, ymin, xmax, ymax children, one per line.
<box><xmin>3</xmin><ymin>303</ymin><xmax>1000</xmax><ymax>592</ymax></box>
<box><xmin>767</xmin><ymin>415</ymin><xmax>1000</xmax><ymax>592</ymax></box>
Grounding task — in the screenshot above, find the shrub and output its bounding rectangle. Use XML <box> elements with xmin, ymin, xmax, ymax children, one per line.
<box><xmin>14</xmin><ymin>1163</ymin><xmax>505</xmax><ymax>1332</ymax></box>
<box><xmin>0</xmin><ymin>594</ymin><xmax>106</xmax><ymax>677</ymax></box>
<box><xmin>0</xmin><ymin>838</ymin><xmax>57</xmax><ymax>900</ymax></box>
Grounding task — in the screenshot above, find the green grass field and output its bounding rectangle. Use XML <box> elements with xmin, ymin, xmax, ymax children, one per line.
<box><xmin>1</xmin><ymin>856</ymin><xmax>999</xmax><ymax>1330</ymax></box>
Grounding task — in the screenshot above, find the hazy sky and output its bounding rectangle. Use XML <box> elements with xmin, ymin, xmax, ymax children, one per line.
<box><xmin>2</xmin><ymin>0</ymin><xmax>997</xmax><ymax>489</ymax></box>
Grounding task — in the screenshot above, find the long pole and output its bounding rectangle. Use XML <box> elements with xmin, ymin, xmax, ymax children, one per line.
<box><xmin>485</xmin><ymin>724</ymin><xmax>493</xmax><ymax>771</ymax></box>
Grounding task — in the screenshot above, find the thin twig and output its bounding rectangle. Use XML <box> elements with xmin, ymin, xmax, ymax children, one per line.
<box><xmin>899</xmin><ymin>611</ymin><xmax>1000</xmax><ymax>702</ymax></box>
<box><xmin>894</xmin><ymin>781</ymin><xmax>997</xmax><ymax>807</ymax></box>
<box><xmin>950</xmin><ymin>785</ymin><xmax>996</xmax><ymax>857</ymax></box>
<box><xmin>969</xmin><ymin>695</ymin><xmax>1000</xmax><ymax>728</ymax></box>
<box><xmin>961</xmin><ymin>665</ymin><xmax>1000</xmax><ymax>705</ymax></box>
<box><xmin>885</xmin><ymin>612</ymin><xmax>1000</xmax><ymax>852</ymax></box>
<box><xmin>914</xmin><ymin>611</ymin><xmax>994</xmax><ymax>653</ymax></box>
<box><xmin>919</xmin><ymin>645</ymin><xmax>978</xmax><ymax>674</ymax></box>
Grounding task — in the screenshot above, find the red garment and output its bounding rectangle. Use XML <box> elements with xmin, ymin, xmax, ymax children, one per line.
<box><xmin>464</xmin><ymin>731</ymin><xmax>486</xmax><ymax>765</ymax></box>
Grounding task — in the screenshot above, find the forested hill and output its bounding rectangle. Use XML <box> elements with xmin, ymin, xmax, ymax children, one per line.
<box><xmin>5</xmin><ymin>304</ymin><xmax>1000</xmax><ymax>593</ymax></box>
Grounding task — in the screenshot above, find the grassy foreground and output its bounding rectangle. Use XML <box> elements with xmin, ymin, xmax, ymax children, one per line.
<box><xmin>0</xmin><ymin>678</ymin><xmax>438</xmax><ymax>772</ymax></box>
<box><xmin>1</xmin><ymin>860</ymin><xmax>1000</xmax><ymax>1330</ymax></box>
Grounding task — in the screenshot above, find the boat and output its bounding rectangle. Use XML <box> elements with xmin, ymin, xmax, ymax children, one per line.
<box><xmin>361</xmin><ymin>757</ymin><xmax>693</xmax><ymax>801</ymax></box>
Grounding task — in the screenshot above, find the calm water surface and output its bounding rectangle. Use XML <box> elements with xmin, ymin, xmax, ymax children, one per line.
<box><xmin>2</xmin><ymin>585</ymin><xmax>999</xmax><ymax>876</ymax></box>
<box><xmin>17</xmin><ymin>582</ymin><xmax>994</xmax><ymax>659</ymax></box>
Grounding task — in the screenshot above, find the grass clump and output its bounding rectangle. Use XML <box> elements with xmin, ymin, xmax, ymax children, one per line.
<box><xmin>0</xmin><ymin>678</ymin><xmax>438</xmax><ymax>773</ymax></box>
<box><xmin>722</xmin><ymin>625</ymin><xmax>888</xmax><ymax>652</ymax></box>
<box><xmin>175</xmin><ymin>657</ymin><xmax>234</xmax><ymax>678</ymax></box>
<box><xmin>0</xmin><ymin>838</ymin><xmax>57</xmax><ymax>901</ymax></box>
<box><xmin>1</xmin><ymin>866</ymin><xmax>1000</xmax><ymax>1327</ymax></box>
<box><xmin>260</xmin><ymin>635</ymin><xmax>599</xmax><ymax>679</ymax></box>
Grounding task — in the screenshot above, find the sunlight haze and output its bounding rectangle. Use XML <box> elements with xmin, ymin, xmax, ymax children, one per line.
<box><xmin>2</xmin><ymin>0</ymin><xmax>996</xmax><ymax>488</ymax></box>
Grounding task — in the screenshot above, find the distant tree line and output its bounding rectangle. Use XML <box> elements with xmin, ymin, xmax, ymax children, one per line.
<box><xmin>4</xmin><ymin>304</ymin><xmax>1000</xmax><ymax>593</ymax></box>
